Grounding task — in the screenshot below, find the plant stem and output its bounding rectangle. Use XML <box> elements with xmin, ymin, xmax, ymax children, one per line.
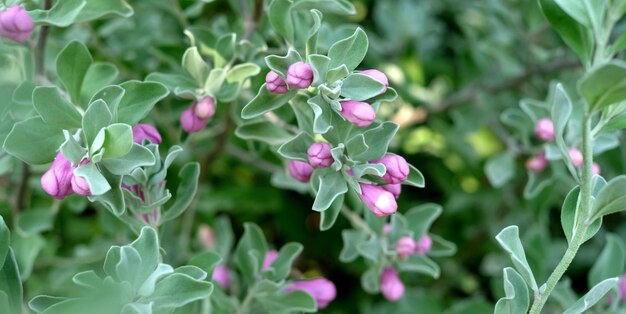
<box><xmin>235</xmin><ymin>285</ymin><xmax>256</xmax><ymax>314</ymax></box>
<box><xmin>528</xmin><ymin>116</ymin><xmax>594</xmax><ymax>313</ymax></box>
<box><xmin>340</xmin><ymin>206</ymin><xmax>375</xmax><ymax>237</ymax></box>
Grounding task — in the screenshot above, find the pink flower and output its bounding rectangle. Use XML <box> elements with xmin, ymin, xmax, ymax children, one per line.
<box><xmin>339</xmin><ymin>101</ymin><xmax>376</xmax><ymax>127</ymax></box>
<box><xmin>286</xmin><ymin>62</ymin><xmax>313</xmax><ymax>89</ymax></box>
<box><xmin>263</xmin><ymin>250</ymin><xmax>279</xmax><ymax>270</ymax></box>
<box><xmin>71</xmin><ymin>160</ymin><xmax>91</xmax><ymax>196</ymax></box>
<box><xmin>132</xmin><ymin>124</ymin><xmax>162</xmax><ymax>144</ymax></box>
<box><xmin>568</xmin><ymin>148</ymin><xmax>583</xmax><ymax>167</ymax></box>
<box><xmin>266</xmin><ymin>71</ymin><xmax>289</xmax><ymax>94</ymax></box>
<box><xmin>359</xmin><ymin>183</ymin><xmax>398</xmax><ymax>217</ymax></box>
<box><xmin>198</xmin><ymin>224</ymin><xmax>216</xmax><ymax>248</ymax></box>
<box><xmin>212</xmin><ymin>264</ymin><xmax>230</xmax><ymax>289</ymax></box>
<box><xmin>526</xmin><ymin>153</ymin><xmax>548</xmax><ymax>173</ymax></box>
<box><xmin>0</xmin><ymin>6</ymin><xmax>34</xmax><ymax>43</ymax></box>
<box><xmin>371</xmin><ymin>154</ymin><xmax>410</xmax><ymax>184</ymax></box>
<box><xmin>381</xmin><ymin>183</ymin><xmax>401</xmax><ymax>199</ymax></box>
<box><xmin>592</xmin><ymin>162</ymin><xmax>600</xmax><ymax>175</ymax></box>
<box><xmin>382</xmin><ymin>223</ymin><xmax>392</xmax><ymax>236</ymax></box>
<box><xmin>380</xmin><ymin>267</ymin><xmax>404</xmax><ymax>301</ymax></box>
<box><xmin>288</xmin><ymin>160</ymin><xmax>313</xmax><ymax>183</ymax></box>
<box><xmin>41</xmin><ymin>152</ymin><xmax>74</xmax><ymax>199</ymax></box>
<box><xmin>180</xmin><ymin>97</ymin><xmax>215</xmax><ymax>133</ymax></box>
<box><xmin>415</xmin><ymin>234</ymin><xmax>432</xmax><ymax>255</ymax></box>
<box><xmin>194</xmin><ymin>96</ymin><xmax>216</xmax><ymax>120</ymax></box>
<box><xmin>534</xmin><ymin>118</ymin><xmax>555</xmax><ymax>141</ymax></box>
<box><xmin>285</xmin><ymin>278</ymin><xmax>336</xmax><ymax>309</ymax></box>
<box><xmin>307</xmin><ymin>142</ymin><xmax>333</xmax><ymax>169</ymax></box>
<box><xmin>395</xmin><ymin>237</ymin><xmax>416</xmax><ymax>259</ymax></box>
<box><xmin>360</xmin><ymin>69</ymin><xmax>389</xmax><ymax>93</ymax></box>
<box><xmin>619</xmin><ymin>275</ymin><xmax>626</xmax><ymax>301</ymax></box>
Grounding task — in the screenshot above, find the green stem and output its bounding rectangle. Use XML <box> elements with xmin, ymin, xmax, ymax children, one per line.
<box><xmin>340</xmin><ymin>206</ymin><xmax>375</xmax><ymax>237</ymax></box>
<box><xmin>528</xmin><ymin>116</ymin><xmax>594</xmax><ymax>313</ymax></box>
<box><xmin>235</xmin><ymin>285</ymin><xmax>256</xmax><ymax>314</ymax></box>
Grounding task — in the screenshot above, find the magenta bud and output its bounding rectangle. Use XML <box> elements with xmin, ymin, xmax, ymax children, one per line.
<box><xmin>415</xmin><ymin>234</ymin><xmax>432</xmax><ymax>255</ymax></box>
<box><xmin>339</xmin><ymin>100</ymin><xmax>376</xmax><ymax>127</ymax></box>
<box><xmin>212</xmin><ymin>264</ymin><xmax>230</xmax><ymax>289</ymax></box>
<box><xmin>266</xmin><ymin>71</ymin><xmax>289</xmax><ymax>94</ymax></box>
<box><xmin>371</xmin><ymin>154</ymin><xmax>410</xmax><ymax>184</ymax></box>
<box><xmin>381</xmin><ymin>183</ymin><xmax>401</xmax><ymax>199</ymax></box>
<box><xmin>534</xmin><ymin>118</ymin><xmax>555</xmax><ymax>141</ymax></box>
<box><xmin>395</xmin><ymin>236</ymin><xmax>416</xmax><ymax>259</ymax></box>
<box><xmin>288</xmin><ymin>160</ymin><xmax>314</xmax><ymax>183</ymax></box>
<box><xmin>132</xmin><ymin>123</ymin><xmax>162</xmax><ymax>144</ymax></box>
<box><xmin>286</xmin><ymin>62</ymin><xmax>313</xmax><ymax>89</ymax></box>
<box><xmin>382</xmin><ymin>223</ymin><xmax>392</xmax><ymax>236</ymax></box>
<box><xmin>194</xmin><ymin>97</ymin><xmax>216</xmax><ymax>120</ymax></box>
<box><xmin>0</xmin><ymin>6</ymin><xmax>34</xmax><ymax>43</ymax></box>
<box><xmin>360</xmin><ymin>69</ymin><xmax>389</xmax><ymax>93</ymax></box>
<box><xmin>526</xmin><ymin>153</ymin><xmax>548</xmax><ymax>173</ymax></box>
<box><xmin>198</xmin><ymin>224</ymin><xmax>216</xmax><ymax>248</ymax></box>
<box><xmin>285</xmin><ymin>278</ymin><xmax>336</xmax><ymax>309</ymax></box>
<box><xmin>568</xmin><ymin>148</ymin><xmax>583</xmax><ymax>167</ymax></box>
<box><xmin>262</xmin><ymin>250</ymin><xmax>279</xmax><ymax>270</ymax></box>
<box><xmin>619</xmin><ymin>275</ymin><xmax>626</xmax><ymax>301</ymax></box>
<box><xmin>307</xmin><ymin>142</ymin><xmax>333</xmax><ymax>169</ymax></box>
<box><xmin>71</xmin><ymin>174</ymin><xmax>91</xmax><ymax>196</ymax></box>
<box><xmin>359</xmin><ymin>183</ymin><xmax>398</xmax><ymax>217</ymax></box>
<box><xmin>40</xmin><ymin>152</ymin><xmax>74</xmax><ymax>199</ymax></box>
<box><xmin>181</xmin><ymin>99</ymin><xmax>212</xmax><ymax>133</ymax></box>
<box><xmin>380</xmin><ymin>267</ymin><xmax>404</xmax><ymax>301</ymax></box>
<box><xmin>592</xmin><ymin>162</ymin><xmax>600</xmax><ymax>175</ymax></box>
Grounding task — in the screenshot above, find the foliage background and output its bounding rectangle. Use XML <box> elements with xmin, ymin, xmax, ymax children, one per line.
<box><xmin>1</xmin><ymin>0</ymin><xmax>623</xmax><ymax>313</ymax></box>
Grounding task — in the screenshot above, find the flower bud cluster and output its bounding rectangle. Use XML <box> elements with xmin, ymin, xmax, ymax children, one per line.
<box><xmin>0</xmin><ymin>6</ymin><xmax>34</xmax><ymax>43</ymax></box>
<box><xmin>41</xmin><ymin>153</ymin><xmax>92</xmax><ymax>199</ymax></box>
<box><xmin>181</xmin><ymin>96</ymin><xmax>216</xmax><ymax>133</ymax></box>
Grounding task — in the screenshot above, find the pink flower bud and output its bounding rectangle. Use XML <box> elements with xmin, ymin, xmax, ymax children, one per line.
<box><xmin>194</xmin><ymin>97</ymin><xmax>216</xmax><ymax>120</ymax></box>
<box><xmin>286</xmin><ymin>62</ymin><xmax>313</xmax><ymax>89</ymax></box>
<box><xmin>395</xmin><ymin>236</ymin><xmax>416</xmax><ymax>259</ymax></box>
<box><xmin>139</xmin><ymin>209</ymin><xmax>159</xmax><ymax>225</ymax></box>
<box><xmin>415</xmin><ymin>234</ymin><xmax>432</xmax><ymax>255</ymax></box>
<box><xmin>568</xmin><ymin>148</ymin><xmax>583</xmax><ymax>167</ymax></box>
<box><xmin>380</xmin><ymin>267</ymin><xmax>404</xmax><ymax>301</ymax></box>
<box><xmin>285</xmin><ymin>278</ymin><xmax>336</xmax><ymax>309</ymax></box>
<box><xmin>381</xmin><ymin>183</ymin><xmax>401</xmax><ymax>199</ymax></box>
<box><xmin>288</xmin><ymin>160</ymin><xmax>314</xmax><ymax>183</ymax></box>
<box><xmin>132</xmin><ymin>123</ymin><xmax>162</xmax><ymax>144</ymax></box>
<box><xmin>41</xmin><ymin>152</ymin><xmax>74</xmax><ymax>199</ymax></box>
<box><xmin>526</xmin><ymin>153</ymin><xmax>548</xmax><ymax>173</ymax></box>
<box><xmin>534</xmin><ymin>118</ymin><xmax>555</xmax><ymax>141</ymax></box>
<box><xmin>0</xmin><ymin>6</ymin><xmax>34</xmax><ymax>43</ymax></box>
<box><xmin>339</xmin><ymin>100</ymin><xmax>376</xmax><ymax>127</ymax></box>
<box><xmin>71</xmin><ymin>174</ymin><xmax>91</xmax><ymax>196</ymax></box>
<box><xmin>212</xmin><ymin>264</ymin><xmax>230</xmax><ymax>289</ymax></box>
<box><xmin>307</xmin><ymin>142</ymin><xmax>333</xmax><ymax>169</ymax></box>
<box><xmin>619</xmin><ymin>275</ymin><xmax>626</xmax><ymax>301</ymax></box>
<box><xmin>382</xmin><ymin>223</ymin><xmax>391</xmax><ymax>236</ymax></box>
<box><xmin>181</xmin><ymin>99</ymin><xmax>213</xmax><ymax>133</ymax></box>
<box><xmin>198</xmin><ymin>224</ymin><xmax>216</xmax><ymax>248</ymax></box>
<box><xmin>371</xmin><ymin>154</ymin><xmax>410</xmax><ymax>184</ymax></box>
<box><xmin>360</xmin><ymin>69</ymin><xmax>389</xmax><ymax>93</ymax></box>
<box><xmin>359</xmin><ymin>183</ymin><xmax>398</xmax><ymax>217</ymax></box>
<box><xmin>592</xmin><ymin>162</ymin><xmax>600</xmax><ymax>175</ymax></box>
<box><xmin>263</xmin><ymin>250</ymin><xmax>279</xmax><ymax>270</ymax></box>
<box><xmin>266</xmin><ymin>71</ymin><xmax>289</xmax><ymax>94</ymax></box>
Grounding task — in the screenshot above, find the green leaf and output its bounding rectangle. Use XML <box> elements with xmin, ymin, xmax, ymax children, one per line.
<box><xmin>145</xmin><ymin>73</ymin><xmax>198</xmax><ymax>96</ymax></box>
<box><xmin>33</xmin><ymin>87</ymin><xmax>83</xmax><ymax>129</ymax></box>
<box><xmin>340</xmin><ymin>73</ymin><xmax>386</xmax><ymax>101</ymax></box>
<box><xmin>0</xmin><ymin>249</ymin><xmax>22</xmax><ymax>314</ymax></box>
<box><xmin>266</xmin><ymin>242</ymin><xmax>302</xmax><ymax>281</ymax></box>
<box><xmin>74</xmin><ymin>162</ymin><xmax>111</xmax><ymax>195</ymax></box>
<box><xmin>308</xmin><ymin>54</ymin><xmax>330</xmax><ymax>86</ymax></box>
<box><xmin>325</xmin><ymin>65</ymin><xmax>350</xmax><ymax>83</ymax></box>
<box><xmin>241</xmin><ymin>84</ymin><xmax>297</xmax><ymax>119</ymax></box>
<box><xmin>235</xmin><ymin>121</ymin><xmax>292</xmax><ymax>146</ymax></box>
<box><xmin>561</xmin><ymin>186</ymin><xmax>602</xmax><ymax>244</ymax></box>
<box><xmin>429</xmin><ymin>234</ymin><xmax>458</xmax><ymax>257</ymax></box>
<box><xmin>100</xmin><ymin>144</ymin><xmax>155</xmax><ymax>175</ymax></box>
<box><xmin>550</xmin><ymin>83</ymin><xmax>576</xmax><ymax>178</ymax></box>
<box><xmin>16</xmin><ymin>209</ymin><xmax>54</xmax><ymax>236</ymax></box>
<box><xmin>553</xmin><ymin>0</ymin><xmax>604</xmax><ymax>34</ymax></box>
<box><xmin>29</xmin><ymin>0</ymin><xmax>86</xmax><ymax>27</ymax></box>
<box><xmin>257</xmin><ymin>290</ymin><xmax>316</xmax><ymax>314</ymax></box>
<box><xmin>327</xmin><ymin>28</ymin><xmax>368</xmax><ymax>72</ymax></box>
<box><xmin>116</xmin><ymin>81</ymin><xmax>169</xmax><ymax>125</ymax></box>
<box><xmin>4</xmin><ymin>117</ymin><xmax>64</xmax><ymax>165</ymax></box>
<box><xmin>562</xmin><ymin>278</ymin><xmax>618</xmax><ymax>314</ymax></box>
<box><xmin>339</xmin><ymin>230</ymin><xmax>368</xmax><ymax>263</ymax></box>
<box><xmin>226</xmin><ymin>63</ymin><xmax>260</xmax><ymax>83</ymax></box>
<box><xmin>80</xmin><ymin>63</ymin><xmax>119</xmax><ymax>107</ymax></box>
<box><xmin>161</xmin><ymin>162</ymin><xmax>200</xmax><ymax>222</ymax></box>
<box><xmin>591</xmin><ymin>175</ymin><xmax>626</xmax><ymax>220</ymax></box>
<box><xmin>405</xmin><ymin>203</ymin><xmax>441</xmax><ymax>238</ymax></box>
<box><xmin>277</xmin><ymin>132</ymin><xmax>314</xmax><ymax>162</ymax></box>
<box><xmin>188</xmin><ymin>251</ymin><xmax>222</xmax><ymax>277</ymax></box>
<box><xmin>130</xmin><ymin>227</ymin><xmax>160</xmax><ymax>288</ymax></box>
<box><xmin>538</xmin><ymin>0</ymin><xmax>593</xmax><ymax>64</ymax></box>
<box><xmin>290</xmin><ymin>0</ymin><xmax>355</xmax><ymax>15</ymax></box>
<box><xmin>72</xmin><ymin>0</ymin><xmax>134</xmax><ymax>23</ymax></box>
<box><xmin>312</xmin><ymin>171</ymin><xmax>348</xmax><ymax>212</ymax></box>
<box><xmin>589</xmin><ymin>234</ymin><xmax>626</xmax><ymax>288</ymax></box>
<box><xmin>60</xmin><ymin>130</ymin><xmax>88</xmax><ymax>164</ymax></box>
<box><xmin>306</xmin><ymin>9</ymin><xmax>323</xmax><ymax>55</ymax></box>
<box><xmin>29</xmin><ymin>295</ymin><xmax>66</xmax><ymax>313</ymax></box>
<box><xmin>495</xmin><ymin>226</ymin><xmax>538</xmax><ymax>293</ymax></box>
<box><xmin>182</xmin><ymin>47</ymin><xmax>210</xmax><ymax>87</ymax></box>
<box><xmin>215</xmin><ymin>33</ymin><xmax>236</xmax><ymax>67</ymax></box>
<box><xmin>320</xmin><ymin>194</ymin><xmax>343</xmax><ymax>231</ymax></box>
<box><xmin>234</xmin><ymin>223</ymin><xmax>268</xmax><ymax>284</ymax></box>
<box><xmin>0</xmin><ymin>216</ymin><xmax>9</xmax><ymax>270</ymax></box>
<box><xmin>56</xmin><ymin>41</ymin><xmax>93</xmax><ymax>104</ymax></box>
<box><xmin>102</xmin><ymin>123</ymin><xmax>133</xmax><ymax>158</ymax></box>
<box><xmin>356</xmin><ymin>236</ymin><xmax>382</xmax><ymax>262</ymax></box>
<box><xmin>139</xmin><ymin>273</ymin><xmax>213</xmax><ymax>309</ymax></box>
<box><xmin>268</xmin><ymin>0</ymin><xmax>294</xmax><ymax>44</ymax></box>
<box><xmin>265</xmin><ymin>49</ymin><xmax>302</xmax><ymax>78</ymax></box>
<box><xmin>89</xmin><ymin>85</ymin><xmax>125</xmax><ymax>116</ymax></box>
<box><xmin>485</xmin><ymin>152</ymin><xmax>515</xmax><ymax>188</ymax></box>
<box><xmin>83</xmin><ymin>99</ymin><xmax>112</xmax><ymax>147</ymax></box>
<box><xmin>361</xmin><ymin>264</ymin><xmax>383</xmax><ymax>293</ymax></box>
<box><xmin>404</xmin><ymin>164</ymin><xmax>425</xmax><ymax>188</ymax></box>
<box><xmin>397</xmin><ymin>254</ymin><xmax>440</xmax><ymax>278</ymax></box>
<box><xmin>308</xmin><ymin>94</ymin><xmax>334</xmax><ymax>134</ymax></box>
<box><xmin>494</xmin><ymin>268</ymin><xmax>530</xmax><ymax>314</ymax></box>
<box><xmin>347</xmin><ymin>122</ymin><xmax>400</xmax><ymax>161</ymax></box>
<box><xmin>578</xmin><ymin>61</ymin><xmax>626</xmax><ymax>111</ymax></box>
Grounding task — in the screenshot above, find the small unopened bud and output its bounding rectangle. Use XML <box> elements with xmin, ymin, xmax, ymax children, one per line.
<box><xmin>41</xmin><ymin>152</ymin><xmax>74</xmax><ymax>199</ymax></box>
<box><xmin>592</xmin><ymin>162</ymin><xmax>601</xmax><ymax>175</ymax></box>
<box><xmin>132</xmin><ymin>123</ymin><xmax>162</xmax><ymax>144</ymax></box>
<box><xmin>395</xmin><ymin>236</ymin><xmax>416</xmax><ymax>259</ymax></box>
<box><xmin>266</xmin><ymin>71</ymin><xmax>289</xmax><ymax>94</ymax></box>
<box><xmin>288</xmin><ymin>160</ymin><xmax>314</xmax><ymax>183</ymax></box>
<box><xmin>194</xmin><ymin>97</ymin><xmax>216</xmax><ymax>120</ymax></box>
<box><xmin>359</xmin><ymin>183</ymin><xmax>398</xmax><ymax>217</ymax></box>
<box><xmin>198</xmin><ymin>224</ymin><xmax>216</xmax><ymax>248</ymax></box>
<box><xmin>380</xmin><ymin>267</ymin><xmax>404</xmax><ymax>301</ymax></box>
<box><xmin>382</xmin><ymin>223</ymin><xmax>392</xmax><ymax>236</ymax></box>
<box><xmin>526</xmin><ymin>153</ymin><xmax>548</xmax><ymax>173</ymax></box>
<box><xmin>534</xmin><ymin>118</ymin><xmax>555</xmax><ymax>141</ymax></box>
<box><xmin>568</xmin><ymin>148</ymin><xmax>583</xmax><ymax>167</ymax></box>
<box><xmin>212</xmin><ymin>264</ymin><xmax>230</xmax><ymax>289</ymax></box>
<box><xmin>286</xmin><ymin>62</ymin><xmax>313</xmax><ymax>89</ymax></box>
<box><xmin>339</xmin><ymin>101</ymin><xmax>376</xmax><ymax>127</ymax></box>
<box><xmin>263</xmin><ymin>250</ymin><xmax>279</xmax><ymax>270</ymax></box>
<box><xmin>285</xmin><ymin>278</ymin><xmax>336</xmax><ymax>309</ymax></box>
<box><xmin>360</xmin><ymin>69</ymin><xmax>389</xmax><ymax>93</ymax></box>
<box><xmin>0</xmin><ymin>6</ymin><xmax>34</xmax><ymax>43</ymax></box>
<box><xmin>415</xmin><ymin>234</ymin><xmax>432</xmax><ymax>255</ymax></box>
<box><xmin>181</xmin><ymin>97</ymin><xmax>215</xmax><ymax>133</ymax></box>
<box><xmin>307</xmin><ymin>142</ymin><xmax>333</xmax><ymax>169</ymax></box>
<box><xmin>381</xmin><ymin>183</ymin><xmax>401</xmax><ymax>199</ymax></box>
<box><xmin>371</xmin><ymin>154</ymin><xmax>410</xmax><ymax>184</ymax></box>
